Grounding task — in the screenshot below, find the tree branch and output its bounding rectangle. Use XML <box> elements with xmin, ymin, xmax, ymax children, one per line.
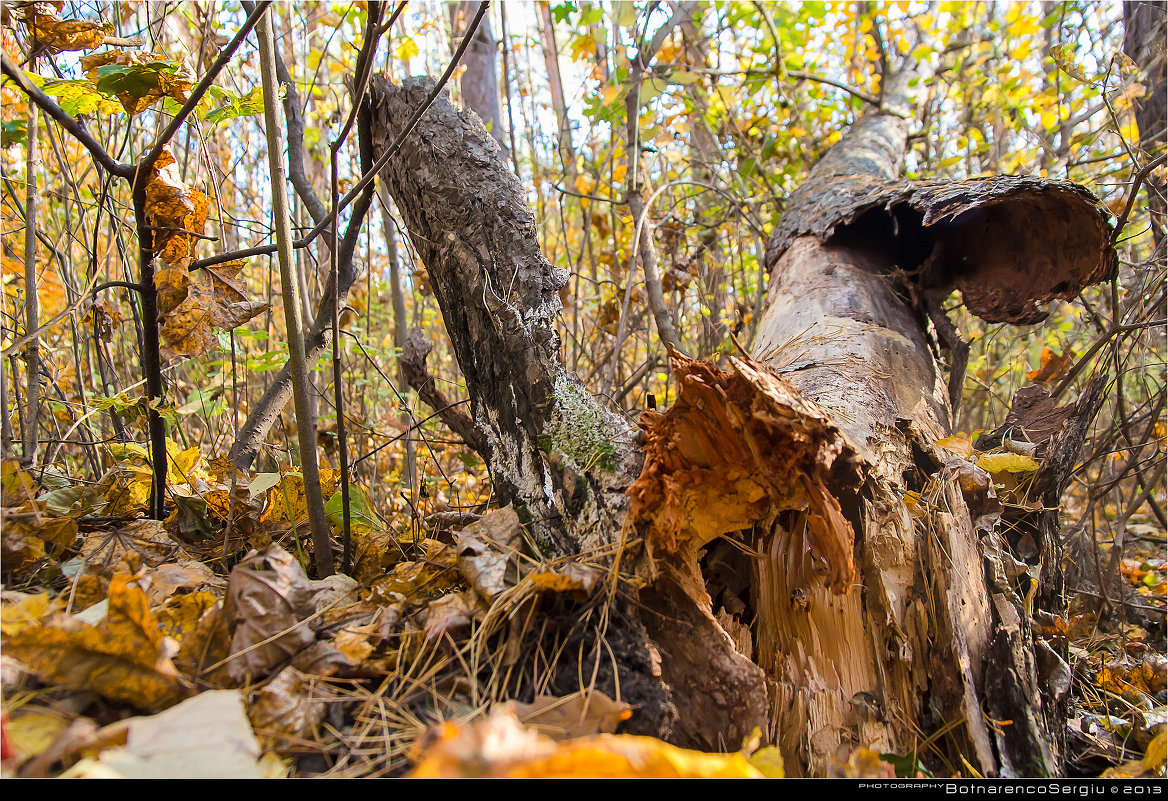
<box><xmin>0</xmin><ymin>51</ymin><xmax>132</xmax><ymax>178</ymax></box>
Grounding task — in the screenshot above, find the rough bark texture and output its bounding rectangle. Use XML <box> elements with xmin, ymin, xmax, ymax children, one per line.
<box><xmin>368</xmin><ymin>72</ymin><xmax>1115</xmax><ymax>776</ymax></box>
<box><xmin>746</xmin><ymin>92</ymin><xmax>1114</xmax><ymax>775</ymax></box>
<box><xmin>368</xmin><ymin>76</ymin><xmax>680</xmax><ymax>734</ymax></box>
<box><xmin>1123</xmin><ymin>0</ymin><xmax>1166</xmax><ymax>246</ymax></box>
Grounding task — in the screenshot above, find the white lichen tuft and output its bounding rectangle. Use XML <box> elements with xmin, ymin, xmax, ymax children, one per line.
<box><xmin>542</xmin><ymin>374</ymin><xmax>618</xmax><ymax>472</ymax></box>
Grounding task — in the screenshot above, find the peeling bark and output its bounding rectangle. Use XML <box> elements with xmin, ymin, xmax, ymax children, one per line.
<box><xmin>367</xmin><ymin>71</ymin><xmax>1114</xmax><ymax>776</ymax></box>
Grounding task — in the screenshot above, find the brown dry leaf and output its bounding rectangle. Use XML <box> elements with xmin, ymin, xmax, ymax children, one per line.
<box><xmin>14</xmin><ymin>2</ymin><xmax>108</xmax><ymax>52</ymax></box>
<box><xmin>81</xmin><ymin>518</ymin><xmax>192</xmax><ymax>569</ymax></box>
<box><xmin>0</xmin><ymin>512</ymin><xmax>47</xmax><ymax>570</ymax></box>
<box><xmin>160</xmin><ymin>262</ymin><xmax>266</xmax><ymax>363</ymax></box>
<box><xmin>456</xmin><ymin>507</ymin><xmax>522</xmax><ymax>601</ymax></box>
<box><xmin>155</xmin><ymin>266</ymin><xmax>191</xmax><ymax>317</ymax></box>
<box><xmin>80</xmin><ymin>49</ymin><xmax>193</xmax><ymax>115</ymax></box>
<box><xmin>247</xmin><ymin>665</ymin><xmax>327</xmax><ymax>749</ymax></box>
<box><xmin>139</xmin><ymin>149</ymin><xmax>208</xmax><ymax>265</ymax></box>
<box><xmin>508</xmin><ymin>690</ymin><xmax>633</xmax><ymax>739</ymax></box>
<box><xmin>224</xmin><ymin>544</ymin><xmax>317</xmax><ymax>683</ymax></box>
<box><xmin>2</xmin><ymin>574</ymin><xmax>189</xmax><ymax>711</ymax></box>
<box><xmin>159</xmin><ymin>266</ymin><xmax>215</xmax><ymax>362</ymax></box>
<box><xmin>408</xmin><ymin>709</ymin><xmax>764</xmax><ymax>778</ymax></box>
<box><xmin>141</xmin><ymin>560</ymin><xmax>225</xmax><ymax>606</ymax></box>
<box><xmin>205</xmin><ymin>260</ymin><xmax>268</xmax><ymax>330</ymax></box>
<box><xmin>331</xmin><ymin>627</ymin><xmax>375</xmax><ymax>664</ymax></box>
<box><xmin>368</xmin><ymin>538</ymin><xmax>461</xmax><ymax>604</ymax></box>
<box><xmin>422</xmin><ymin>590</ymin><xmax>478</xmax><ymax>642</ymax></box>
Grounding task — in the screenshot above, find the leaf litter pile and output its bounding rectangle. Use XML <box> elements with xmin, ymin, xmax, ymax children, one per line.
<box><xmin>0</xmin><ymin>368</ymin><xmax>1164</xmax><ymax>777</ymax></box>
<box><xmin>0</xmin><ymin>444</ymin><xmax>785</xmax><ymax>778</ymax></box>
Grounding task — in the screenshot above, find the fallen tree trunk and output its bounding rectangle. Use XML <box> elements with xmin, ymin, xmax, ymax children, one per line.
<box><xmin>367</xmin><ymin>74</ymin><xmax>1116</xmax><ymax>776</ymax></box>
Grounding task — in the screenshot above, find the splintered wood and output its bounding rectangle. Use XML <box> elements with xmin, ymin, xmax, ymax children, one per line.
<box><xmin>628</xmin><ymin>353</ymin><xmax>863</xmax><ymax>595</ymax></box>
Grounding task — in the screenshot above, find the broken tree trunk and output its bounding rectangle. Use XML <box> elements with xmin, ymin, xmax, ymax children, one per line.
<box><xmin>367</xmin><ymin>74</ymin><xmax>1116</xmax><ymax>776</ymax></box>
<box><xmin>739</xmin><ymin>90</ymin><xmax>1113</xmax><ymax>775</ymax></box>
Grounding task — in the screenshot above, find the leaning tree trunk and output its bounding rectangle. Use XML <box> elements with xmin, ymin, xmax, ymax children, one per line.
<box><xmin>368</xmin><ymin>74</ymin><xmax>1115</xmax><ymax>776</ymax></box>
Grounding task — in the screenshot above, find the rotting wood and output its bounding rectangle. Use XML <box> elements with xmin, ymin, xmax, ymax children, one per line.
<box><xmin>367</xmin><ymin>70</ymin><xmax>1116</xmax><ymax>776</ymax></box>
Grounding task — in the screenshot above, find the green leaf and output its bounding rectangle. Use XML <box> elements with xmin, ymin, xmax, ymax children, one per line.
<box><xmin>2</xmin><ymin>119</ymin><xmax>27</xmax><ymax>147</ymax></box>
<box><xmin>93</xmin><ymin>60</ymin><xmax>180</xmax><ymax>100</ymax></box>
<box><xmin>248</xmin><ymin>472</ymin><xmax>282</xmax><ymax>500</ymax></box>
<box><xmin>325</xmin><ymin>486</ymin><xmax>383</xmax><ymax>531</ymax></box>
<box><xmin>35</xmin><ymin>76</ymin><xmax>120</xmax><ymax>116</ymax></box>
<box><xmin>551</xmin><ymin>1</ymin><xmax>576</xmax><ymax>23</ymax></box>
<box><xmin>880</xmin><ymin>752</ymin><xmax>934</xmax><ymax>779</ymax></box>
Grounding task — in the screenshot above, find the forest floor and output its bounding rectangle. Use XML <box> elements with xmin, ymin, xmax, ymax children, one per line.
<box><xmin>0</xmin><ymin>441</ymin><xmax>1164</xmax><ymax>778</ymax></box>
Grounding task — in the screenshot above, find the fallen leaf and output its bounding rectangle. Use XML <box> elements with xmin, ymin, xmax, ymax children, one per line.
<box><xmin>247</xmin><ymin>666</ymin><xmax>326</xmax><ymax>748</ymax></box>
<box><xmin>224</xmin><ymin>545</ymin><xmax>317</xmax><ymax>683</ymax></box>
<box><xmin>3</xmin><ymin>575</ymin><xmax>189</xmax><ymax>710</ymax></box>
<box><xmin>408</xmin><ymin>709</ymin><xmax>764</xmax><ymax>778</ymax></box>
<box><xmin>977</xmin><ymin>452</ymin><xmax>1040</xmax><ymax>474</ymax></box>
<box><xmin>81</xmin><ymin>519</ymin><xmax>192</xmax><ymax>569</ymax></box>
<box><xmin>96</xmin><ymin>690</ymin><xmax>265</xmax><ymax>778</ymax></box>
<box><xmin>508</xmin><ymin>691</ymin><xmax>634</xmax><ymax>739</ymax></box>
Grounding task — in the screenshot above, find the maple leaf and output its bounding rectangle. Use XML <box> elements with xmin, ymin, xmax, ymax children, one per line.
<box><xmin>3</xmin><ymin>575</ymin><xmax>190</xmax><ymax>711</ymax></box>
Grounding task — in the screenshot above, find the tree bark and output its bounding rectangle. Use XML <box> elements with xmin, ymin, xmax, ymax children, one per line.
<box><xmin>1123</xmin><ymin>0</ymin><xmax>1166</xmax><ymax>247</ymax></box>
<box><xmin>449</xmin><ymin>1</ymin><xmax>505</xmax><ymax>154</ymax></box>
<box><xmin>367</xmin><ymin>73</ymin><xmax>1116</xmax><ymax>776</ymax></box>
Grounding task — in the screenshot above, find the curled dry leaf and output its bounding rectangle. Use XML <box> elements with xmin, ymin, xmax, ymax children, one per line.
<box><xmin>422</xmin><ymin>590</ymin><xmax>478</xmax><ymax>642</ymax></box>
<box><xmin>14</xmin><ymin>2</ymin><xmax>109</xmax><ymax>52</ymax></box>
<box><xmin>141</xmin><ymin>149</ymin><xmax>208</xmax><ymax>266</ymax></box>
<box><xmin>224</xmin><ymin>545</ymin><xmax>316</xmax><ymax>683</ymax></box>
<box><xmin>507</xmin><ymin>690</ymin><xmax>633</xmax><ymax>739</ymax></box>
<box><xmin>456</xmin><ymin>506</ymin><xmax>522</xmax><ymax>601</ymax></box>
<box><xmin>247</xmin><ymin>666</ymin><xmax>326</xmax><ymax>749</ymax></box>
<box><xmin>141</xmin><ymin>559</ymin><xmax>225</xmax><ymax>606</ymax></box>
<box><xmin>2</xmin><ymin>575</ymin><xmax>189</xmax><ymax>711</ymax></box>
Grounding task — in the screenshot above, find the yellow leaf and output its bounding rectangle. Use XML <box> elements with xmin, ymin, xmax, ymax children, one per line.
<box><xmin>5</xmin><ymin>710</ymin><xmax>72</xmax><ymax>764</ymax></box>
<box><xmin>748</xmin><ymin>745</ymin><xmax>785</xmax><ymax>777</ymax></box>
<box><xmin>935</xmin><ymin>434</ymin><xmax>974</xmax><ymax>460</ymax></box>
<box><xmin>3</xmin><ymin>575</ymin><xmax>190</xmax><ymax>711</ymax></box>
<box><xmin>0</xmin><ymin>591</ymin><xmax>53</xmax><ymax>636</ymax></box>
<box><xmin>408</xmin><ymin>710</ymin><xmax>765</xmax><ymax>778</ymax></box>
<box><xmin>977</xmin><ymin>452</ymin><xmax>1040</xmax><ymax>474</ymax></box>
